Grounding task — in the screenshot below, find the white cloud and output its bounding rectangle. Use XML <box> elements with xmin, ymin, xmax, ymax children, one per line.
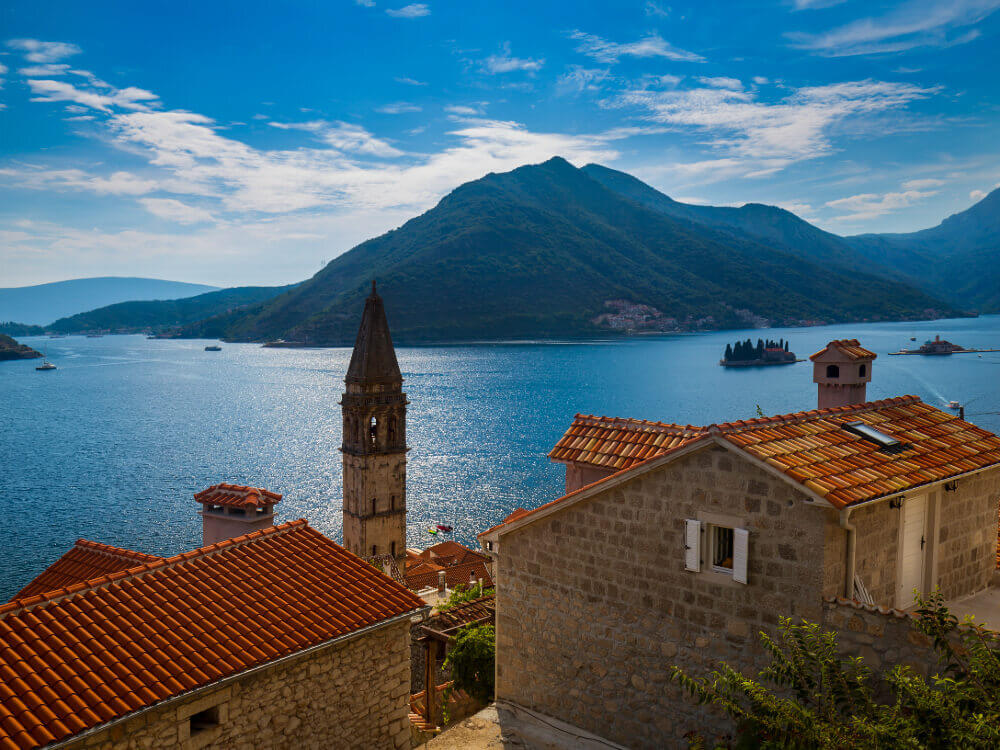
<box><xmin>569</xmin><ymin>30</ymin><xmax>705</xmax><ymax>64</ymax></box>
<box><xmin>970</xmin><ymin>189</ymin><xmax>987</xmax><ymax>201</ymax></box>
<box><xmin>645</xmin><ymin>1</ymin><xmax>670</xmax><ymax>16</ymax></box>
<box><xmin>6</xmin><ymin>39</ymin><xmax>81</xmax><ymax>63</ymax></box>
<box><xmin>0</xmin><ymin>167</ymin><xmax>157</xmax><ymax>195</ymax></box>
<box><xmin>26</xmin><ymin>78</ymin><xmax>159</xmax><ymax>112</ymax></box>
<box><xmin>394</xmin><ymin>76</ymin><xmax>426</xmax><ymax>86</ymax></box>
<box><xmin>375</xmin><ymin>101</ymin><xmax>422</xmax><ymax>114</ymax></box>
<box><xmin>901</xmin><ymin>177</ymin><xmax>944</xmax><ymax>189</ymax></box>
<box><xmin>556</xmin><ymin>66</ymin><xmax>609</xmax><ymax>94</ymax></box>
<box><xmin>482</xmin><ymin>43</ymin><xmax>544</xmax><ymax>74</ymax></box>
<box><xmin>752</xmin><ymin>76</ymin><xmax>769</xmax><ymax>85</ymax></box>
<box><xmin>444</xmin><ymin>105</ymin><xmax>483</xmax><ymax>116</ymax></box>
<box><xmin>18</xmin><ymin>63</ymin><xmax>70</xmax><ymax>77</ymax></box>
<box><xmin>356</xmin><ymin>0</ymin><xmax>375</xmax><ymax>6</ymax></box>
<box><xmin>614</xmin><ymin>79</ymin><xmax>935</xmax><ymax>180</ymax></box>
<box><xmin>775</xmin><ymin>201</ymin><xmax>816</xmax><ymax>217</ymax></box>
<box><xmin>792</xmin><ymin>0</ymin><xmax>847</xmax><ymax>9</ymax></box>
<box><xmin>0</xmin><ymin>62</ymin><xmax>6</xmax><ymax>89</ymax></box>
<box><xmin>787</xmin><ymin>0</ymin><xmax>1000</xmax><ymax>56</ymax></box>
<box><xmin>270</xmin><ymin>120</ymin><xmax>404</xmax><ymax>157</ymax></box>
<box><xmin>140</xmin><ymin>197</ymin><xmax>216</xmax><ymax>224</ymax></box>
<box><xmin>385</xmin><ymin>3</ymin><xmax>429</xmax><ymax>18</ymax></box>
<box><xmin>825</xmin><ymin>185</ymin><xmax>939</xmax><ymax>221</ymax></box>
<box><xmin>697</xmin><ymin>76</ymin><xmax>742</xmax><ymax>90</ymax></box>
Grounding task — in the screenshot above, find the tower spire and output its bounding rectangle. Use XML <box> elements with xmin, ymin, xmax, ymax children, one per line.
<box><xmin>346</xmin><ymin>281</ymin><xmax>401</xmax><ymax>385</ymax></box>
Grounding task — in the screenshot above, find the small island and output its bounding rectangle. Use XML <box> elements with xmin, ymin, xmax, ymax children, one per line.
<box><xmin>0</xmin><ymin>334</ymin><xmax>43</xmax><ymax>361</ymax></box>
<box><xmin>889</xmin><ymin>335</ymin><xmax>1000</xmax><ymax>356</ymax></box>
<box><xmin>721</xmin><ymin>337</ymin><xmax>799</xmax><ymax>367</ymax></box>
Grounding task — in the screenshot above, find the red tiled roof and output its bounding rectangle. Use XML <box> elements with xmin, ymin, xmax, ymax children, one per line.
<box><xmin>193</xmin><ymin>483</ymin><xmax>282</xmax><ymax>509</ymax></box>
<box><xmin>809</xmin><ymin>338</ymin><xmax>877</xmax><ymax>361</ymax></box>
<box><xmin>423</xmin><ymin>595</ymin><xmax>495</xmax><ymax>637</ymax></box>
<box><xmin>0</xmin><ymin>520</ymin><xmax>425</xmax><ymax>750</ymax></box>
<box><xmin>9</xmin><ymin>540</ymin><xmax>163</xmax><ymax>603</ymax></box>
<box><xmin>487</xmin><ymin>396</ymin><xmax>1000</xmax><ymax>536</ymax></box>
<box><xmin>548</xmin><ymin>414</ymin><xmax>705</xmax><ymax>472</ymax></box>
<box><xmin>406</xmin><ymin>541</ymin><xmax>487</xmax><ymax>569</ymax></box>
<box><xmin>405</xmin><ymin>560</ymin><xmax>494</xmax><ymax>592</ymax></box>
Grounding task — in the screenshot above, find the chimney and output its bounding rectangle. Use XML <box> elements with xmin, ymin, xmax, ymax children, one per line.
<box><xmin>437</xmin><ymin>570</ymin><xmax>446</xmax><ymax>594</ymax></box>
<box><xmin>809</xmin><ymin>339</ymin><xmax>876</xmax><ymax>409</ymax></box>
<box><xmin>194</xmin><ymin>483</ymin><xmax>282</xmax><ymax>546</ymax></box>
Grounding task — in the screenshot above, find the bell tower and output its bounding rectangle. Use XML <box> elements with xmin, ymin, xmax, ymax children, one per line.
<box><xmin>341</xmin><ymin>281</ymin><xmax>408</xmax><ymax>564</ymax></box>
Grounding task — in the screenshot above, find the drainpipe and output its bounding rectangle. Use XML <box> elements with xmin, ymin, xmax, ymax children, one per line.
<box><xmin>839</xmin><ymin>507</ymin><xmax>856</xmax><ymax>600</ymax></box>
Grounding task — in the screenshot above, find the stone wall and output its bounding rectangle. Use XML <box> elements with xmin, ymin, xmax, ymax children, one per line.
<box><xmin>935</xmin><ymin>472</ymin><xmax>1000</xmax><ymax>601</ymax></box>
<box><xmin>496</xmin><ymin>444</ymin><xmax>830</xmax><ymax>749</ymax></box>
<box><xmin>66</xmin><ymin>619</ymin><xmax>412</xmax><ymax>750</ymax></box>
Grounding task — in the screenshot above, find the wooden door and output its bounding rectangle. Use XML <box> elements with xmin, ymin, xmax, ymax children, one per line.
<box><xmin>897</xmin><ymin>495</ymin><xmax>927</xmax><ymax>609</ymax></box>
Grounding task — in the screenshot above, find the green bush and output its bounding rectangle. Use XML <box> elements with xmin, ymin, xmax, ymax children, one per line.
<box><xmin>444</xmin><ymin>624</ymin><xmax>496</xmax><ymax>703</ymax></box>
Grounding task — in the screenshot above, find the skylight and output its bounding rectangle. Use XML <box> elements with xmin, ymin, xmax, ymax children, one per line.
<box><xmin>843</xmin><ymin>421</ymin><xmax>901</xmax><ymax>448</ymax></box>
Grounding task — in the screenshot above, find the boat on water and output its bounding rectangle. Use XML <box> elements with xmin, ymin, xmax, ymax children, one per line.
<box><xmin>426</xmin><ymin>527</ymin><xmax>439</xmax><ymax>536</ymax></box>
<box><xmin>910</xmin><ymin>336</ymin><xmax>916</xmax><ymax>341</ymax></box>
<box><xmin>35</xmin><ymin>360</ymin><xmax>56</xmax><ymax>371</ymax></box>
<box><xmin>262</xmin><ymin>339</ymin><xmax>307</xmax><ymax>348</ymax></box>
<box><xmin>436</xmin><ymin>524</ymin><xmax>453</xmax><ymax>533</ymax></box>
<box><xmin>948</xmin><ymin>400</ymin><xmax>961</xmax><ymax>410</ymax></box>
<box><xmin>85</xmin><ymin>333</ymin><xmax>104</xmax><ymax>338</ymax></box>
<box><xmin>204</xmin><ymin>345</ymin><xmax>222</xmax><ymax>351</ymax></box>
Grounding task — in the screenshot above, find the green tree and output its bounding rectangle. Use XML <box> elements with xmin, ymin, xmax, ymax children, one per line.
<box><xmin>670</xmin><ymin>592</ymin><xmax>1000</xmax><ymax>749</ymax></box>
<box><xmin>439</xmin><ymin>581</ymin><xmax>494</xmax><ymax>611</ymax></box>
<box><xmin>444</xmin><ymin>624</ymin><xmax>496</xmax><ymax>703</ymax></box>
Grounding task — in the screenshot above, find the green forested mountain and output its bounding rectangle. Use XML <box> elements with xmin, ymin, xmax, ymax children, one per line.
<box><xmin>49</xmin><ymin>285</ymin><xmax>293</xmax><ymax>334</ymax></box>
<box><xmin>191</xmin><ymin>157</ymin><xmax>955</xmax><ymax>344</ymax></box>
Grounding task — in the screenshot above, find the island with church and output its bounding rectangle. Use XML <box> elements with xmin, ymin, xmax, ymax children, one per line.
<box><xmin>719</xmin><ymin>336</ymin><xmax>799</xmax><ymax>367</ymax></box>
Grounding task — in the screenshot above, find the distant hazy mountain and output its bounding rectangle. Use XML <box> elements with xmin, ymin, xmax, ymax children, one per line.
<box><xmin>188</xmin><ymin>157</ymin><xmax>953</xmax><ymax>344</ymax></box>
<box><xmin>0</xmin><ymin>277</ymin><xmax>219</xmax><ymax>326</ymax></box>
<box><xmin>848</xmin><ymin>187</ymin><xmax>1000</xmax><ymax>311</ymax></box>
<box><xmin>49</xmin><ymin>285</ymin><xmax>293</xmax><ymax>334</ymax></box>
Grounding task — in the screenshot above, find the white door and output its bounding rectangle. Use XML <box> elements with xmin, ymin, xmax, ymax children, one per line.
<box><xmin>897</xmin><ymin>495</ymin><xmax>927</xmax><ymax>609</ymax></box>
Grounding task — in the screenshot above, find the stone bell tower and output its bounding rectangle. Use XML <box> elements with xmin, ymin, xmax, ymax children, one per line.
<box><xmin>341</xmin><ymin>281</ymin><xmax>408</xmax><ymax>563</ymax></box>
<box><xmin>810</xmin><ymin>338</ymin><xmax>876</xmax><ymax>409</ymax></box>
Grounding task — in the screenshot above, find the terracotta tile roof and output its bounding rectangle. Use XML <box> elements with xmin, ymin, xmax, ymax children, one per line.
<box><xmin>405</xmin><ymin>560</ymin><xmax>494</xmax><ymax>592</ymax></box>
<box><xmin>0</xmin><ymin>520</ymin><xmax>425</xmax><ymax>750</ymax></box>
<box><xmin>718</xmin><ymin>395</ymin><xmax>1000</xmax><ymax>509</ymax></box>
<box><xmin>488</xmin><ymin>396</ymin><xmax>1000</xmax><ymax>537</ymax></box>
<box><xmin>548</xmin><ymin>414</ymin><xmax>706</xmax><ymax>471</ymax></box>
<box><xmin>406</xmin><ymin>541</ymin><xmax>488</xmax><ymax>569</ymax></box>
<box><xmin>193</xmin><ymin>483</ymin><xmax>282</xmax><ymax>509</ymax></box>
<box><xmin>9</xmin><ymin>541</ymin><xmax>164</xmax><ymax>603</ymax></box>
<box><xmin>810</xmin><ymin>338</ymin><xmax>877</xmax><ymax>361</ymax></box>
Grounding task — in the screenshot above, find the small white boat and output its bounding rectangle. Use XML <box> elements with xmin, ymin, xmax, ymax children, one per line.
<box><xmin>35</xmin><ymin>360</ymin><xmax>56</xmax><ymax>371</ymax></box>
<box><xmin>947</xmin><ymin>400</ymin><xmax>961</xmax><ymax>410</ymax></box>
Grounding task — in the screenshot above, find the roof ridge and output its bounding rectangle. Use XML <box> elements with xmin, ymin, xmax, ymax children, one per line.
<box><xmin>1</xmin><ymin>519</ymin><xmax>310</xmax><ymax>619</ymax></box>
<box><xmin>72</xmin><ymin>539</ymin><xmax>163</xmax><ymax>563</ymax></box>
<box><xmin>572</xmin><ymin>413</ymin><xmax>704</xmax><ymax>434</ymax></box>
<box><xmin>714</xmin><ymin>395</ymin><xmax>922</xmax><ymax>433</ymax></box>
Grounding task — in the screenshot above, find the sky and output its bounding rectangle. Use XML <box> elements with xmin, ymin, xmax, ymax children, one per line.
<box><xmin>1</xmin><ymin>0</ymin><xmax>999</xmax><ymax>288</ymax></box>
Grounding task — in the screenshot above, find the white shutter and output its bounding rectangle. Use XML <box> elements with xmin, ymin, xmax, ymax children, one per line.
<box><xmin>733</xmin><ymin>528</ymin><xmax>750</xmax><ymax>584</ymax></box>
<box><xmin>684</xmin><ymin>520</ymin><xmax>701</xmax><ymax>572</ymax></box>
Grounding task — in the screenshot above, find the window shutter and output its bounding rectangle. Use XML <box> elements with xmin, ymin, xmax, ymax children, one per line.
<box><xmin>733</xmin><ymin>528</ymin><xmax>750</xmax><ymax>584</ymax></box>
<box><xmin>684</xmin><ymin>520</ymin><xmax>701</xmax><ymax>572</ymax></box>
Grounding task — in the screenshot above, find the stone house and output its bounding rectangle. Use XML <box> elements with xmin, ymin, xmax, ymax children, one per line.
<box><xmin>1</xmin><ymin>515</ymin><xmax>428</xmax><ymax>749</ymax></box>
<box><xmin>479</xmin><ymin>339</ymin><xmax>1000</xmax><ymax>748</ymax></box>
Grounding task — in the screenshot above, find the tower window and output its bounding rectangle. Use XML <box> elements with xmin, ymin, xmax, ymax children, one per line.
<box><xmin>388</xmin><ymin>416</ymin><xmax>397</xmax><ymax>444</ymax></box>
<box><xmin>859</xmin><ymin>364</ymin><xmax>867</xmax><ymax>377</ymax></box>
<box><xmin>370</xmin><ymin>416</ymin><xmax>378</xmax><ymax>449</ymax></box>
<box><xmin>391</xmin><ymin>541</ymin><xmax>396</xmax><ymax>557</ymax></box>
<box><xmin>372</xmin><ymin>497</ymin><xmax>377</xmax><ymax>515</ymax></box>
<box><xmin>372</xmin><ymin>544</ymin><xmax>377</xmax><ymax>557</ymax></box>
<box><xmin>826</xmin><ymin>364</ymin><xmax>840</xmax><ymax>378</ymax></box>
<box><xmin>390</xmin><ymin>495</ymin><xmax>395</xmax><ymax>510</ymax></box>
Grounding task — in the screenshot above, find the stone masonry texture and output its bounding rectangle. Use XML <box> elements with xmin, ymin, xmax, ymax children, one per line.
<box><xmin>63</xmin><ymin>619</ymin><xmax>413</xmax><ymax>750</ymax></box>
<box><xmin>495</xmin><ymin>444</ymin><xmax>1000</xmax><ymax>749</ymax></box>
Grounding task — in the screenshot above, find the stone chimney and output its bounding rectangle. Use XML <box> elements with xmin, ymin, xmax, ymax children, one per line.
<box><xmin>194</xmin><ymin>483</ymin><xmax>282</xmax><ymax>546</ymax></box>
<box><xmin>809</xmin><ymin>339</ymin><xmax>877</xmax><ymax>409</ymax></box>
<box><xmin>437</xmin><ymin>570</ymin><xmax>446</xmax><ymax>594</ymax></box>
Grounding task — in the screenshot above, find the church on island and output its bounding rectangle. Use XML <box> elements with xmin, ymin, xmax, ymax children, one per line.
<box><xmin>0</xmin><ymin>283</ymin><xmax>490</xmax><ymax>750</ymax></box>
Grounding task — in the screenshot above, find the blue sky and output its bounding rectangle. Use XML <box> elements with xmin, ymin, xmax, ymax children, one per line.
<box><xmin>1</xmin><ymin>0</ymin><xmax>999</xmax><ymax>287</ymax></box>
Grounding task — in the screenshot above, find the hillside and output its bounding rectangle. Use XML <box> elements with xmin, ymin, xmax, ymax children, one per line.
<box><xmin>49</xmin><ymin>285</ymin><xmax>293</xmax><ymax>334</ymax></box>
<box><xmin>0</xmin><ymin>334</ymin><xmax>42</xmax><ymax>361</ymax></box>
<box><xmin>191</xmin><ymin>157</ymin><xmax>954</xmax><ymax>345</ymax></box>
<box><xmin>0</xmin><ymin>277</ymin><xmax>219</xmax><ymax>326</ymax></box>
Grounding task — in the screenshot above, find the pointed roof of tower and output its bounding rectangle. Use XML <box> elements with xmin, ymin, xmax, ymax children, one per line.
<box><xmin>346</xmin><ymin>281</ymin><xmax>402</xmax><ymax>384</ymax></box>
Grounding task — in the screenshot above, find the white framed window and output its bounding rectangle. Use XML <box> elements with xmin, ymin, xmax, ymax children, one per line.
<box><xmin>685</xmin><ymin>519</ymin><xmax>749</xmax><ymax>584</ymax></box>
<box><xmin>711</xmin><ymin>525</ymin><xmax>734</xmax><ymax>573</ymax></box>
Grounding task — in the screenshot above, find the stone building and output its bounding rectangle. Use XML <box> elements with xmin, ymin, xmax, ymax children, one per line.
<box><xmin>341</xmin><ymin>281</ymin><xmax>409</xmax><ymax>565</ymax></box>
<box><xmin>480</xmin><ymin>339</ymin><xmax>1000</xmax><ymax>748</ymax></box>
<box><xmin>2</xmin><ymin>512</ymin><xmax>427</xmax><ymax>750</ymax></box>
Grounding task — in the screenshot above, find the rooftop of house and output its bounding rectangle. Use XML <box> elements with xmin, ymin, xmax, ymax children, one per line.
<box><xmin>403</xmin><ymin>541</ymin><xmax>494</xmax><ymax>592</ymax></box>
<box><xmin>193</xmin><ymin>482</ymin><xmax>282</xmax><ymax>508</ymax></box>
<box><xmin>9</xmin><ymin>540</ymin><xmax>164</xmax><ymax>603</ymax></box>
<box><xmin>420</xmin><ymin>595</ymin><xmax>495</xmax><ymax>641</ymax></box>
<box><xmin>548</xmin><ymin>414</ymin><xmax>705</xmax><ymax>472</ymax></box>
<box><xmin>0</xmin><ymin>520</ymin><xmax>426</xmax><ymax>750</ymax></box>
<box><xmin>810</xmin><ymin>338</ymin><xmax>877</xmax><ymax>361</ymax></box>
<box><xmin>484</xmin><ymin>395</ymin><xmax>1000</xmax><ymax>537</ymax></box>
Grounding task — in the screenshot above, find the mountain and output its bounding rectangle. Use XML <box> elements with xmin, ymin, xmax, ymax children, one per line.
<box><xmin>847</xmin><ymin>187</ymin><xmax>1000</xmax><ymax>311</ymax></box>
<box><xmin>0</xmin><ymin>277</ymin><xmax>219</xmax><ymax>326</ymax></box>
<box><xmin>0</xmin><ymin>334</ymin><xmax>42</xmax><ymax>362</ymax></box>
<box><xmin>48</xmin><ymin>285</ymin><xmax>294</xmax><ymax>334</ymax></box>
<box><xmin>189</xmin><ymin>157</ymin><xmax>954</xmax><ymax>345</ymax></box>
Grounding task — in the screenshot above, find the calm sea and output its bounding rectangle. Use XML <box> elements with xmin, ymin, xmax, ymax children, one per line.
<box><xmin>3</xmin><ymin>317</ymin><xmax>1000</xmax><ymax>600</ymax></box>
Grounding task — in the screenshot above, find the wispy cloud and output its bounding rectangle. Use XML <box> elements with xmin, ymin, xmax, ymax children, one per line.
<box><xmin>375</xmin><ymin>101</ymin><xmax>422</xmax><ymax>114</ymax></box>
<box><xmin>556</xmin><ymin>66</ymin><xmax>609</xmax><ymax>94</ymax></box>
<box><xmin>787</xmin><ymin>0</ymin><xmax>1000</xmax><ymax>56</ymax></box>
<box><xmin>569</xmin><ymin>30</ymin><xmax>704</xmax><ymax>63</ymax></box>
<box><xmin>0</xmin><ymin>167</ymin><xmax>157</xmax><ymax>195</ymax></box>
<box><xmin>355</xmin><ymin>0</ymin><xmax>375</xmax><ymax>6</ymax></box>
<box><xmin>394</xmin><ymin>76</ymin><xmax>426</xmax><ymax>86</ymax></box>
<box><xmin>270</xmin><ymin>120</ymin><xmax>404</xmax><ymax>157</ymax></box>
<box><xmin>825</xmin><ymin>183</ymin><xmax>939</xmax><ymax>221</ymax></box>
<box><xmin>444</xmin><ymin>104</ymin><xmax>484</xmax><ymax>116</ymax></box>
<box><xmin>0</xmin><ymin>62</ymin><xmax>6</xmax><ymax>89</ymax></box>
<box><xmin>481</xmin><ymin>43</ymin><xmax>544</xmax><ymax>74</ymax></box>
<box><xmin>645</xmin><ymin>1</ymin><xmax>670</xmax><ymax>16</ymax></box>
<box><xmin>26</xmin><ymin>78</ymin><xmax>159</xmax><ymax>112</ymax></box>
<box><xmin>697</xmin><ymin>76</ymin><xmax>742</xmax><ymax>90</ymax></box>
<box><xmin>385</xmin><ymin>3</ymin><xmax>430</xmax><ymax>18</ymax></box>
<box><xmin>6</xmin><ymin>39</ymin><xmax>81</xmax><ymax>63</ymax></box>
<box><xmin>140</xmin><ymin>197</ymin><xmax>216</xmax><ymax>224</ymax></box>
<box><xmin>791</xmin><ymin>0</ymin><xmax>847</xmax><ymax>10</ymax></box>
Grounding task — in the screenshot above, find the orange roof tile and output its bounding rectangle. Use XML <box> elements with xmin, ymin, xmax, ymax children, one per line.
<box><xmin>548</xmin><ymin>414</ymin><xmax>706</xmax><ymax>472</ymax></box>
<box><xmin>491</xmin><ymin>396</ymin><xmax>1000</xmax><ymax>537</ymax></box>
<box><xmin>9</xmin><ymin>541</ymin><xmax>164</xmax><ymax>603</ymax></box>
<box><xmin>422</xmin><ymin>595</ymin><xmax>495</xmax><ymax>638</ymax></box>
<box><xmin>405</xmin><ymin>560</ymin><xmax>493</xmax><ymax>592</ymax></box>
<box><xmin>406</xmin><ymin>541</ymin><xmax>489</xmax><ymax>570</ymax></box>
<box><xmin>0</xmin><ymin>520</ymin><xmax>425</xmax><ymax>750</ymax></box>
<box><xmin>809</xmin><ymin>339</ymin><xmax>877</xmax><ymax>361</ymax></box>
<box><xmin>193</xmin><ymin>483</ymin><xmax>282</xmax><ymax>509</ymax></box>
